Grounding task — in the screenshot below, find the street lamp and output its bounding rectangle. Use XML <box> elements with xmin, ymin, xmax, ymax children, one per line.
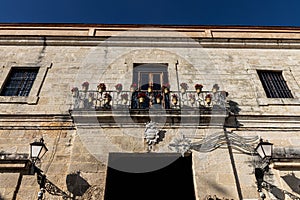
<box><xmin>28</xmin><ymin>138</ymin><xmax>70</xmax><ymax>200</ymax></box>
<box><xmin>30</xmin><ymin>138</ymin><xmax>48</xmax><ymax>200</ymax></box>
<box><xmin>254</xmin><ymin>139</ymin><xmax>273</xmax><ymax>199</ymax></box>
<box><xmin>30</xmin><ymin>138</ymin><xmax>48</xmax><ymax>163</ymax></box>
<box><xmin>255</xmin><ymin>139</ymin><xmax>273</xmax><ymax>160</ymax></box>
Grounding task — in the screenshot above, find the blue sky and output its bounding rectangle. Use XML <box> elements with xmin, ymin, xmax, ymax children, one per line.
<box><xmin>0</xmin><ymin>0</ymin><xmax>300</xmax><ymax>26</ymax></box>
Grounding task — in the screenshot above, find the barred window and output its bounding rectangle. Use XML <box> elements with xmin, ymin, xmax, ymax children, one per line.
<box><xmin>1</xmin><ymin>67</ymin><xmax>39</xmax><ymax>96</ymax></box>
<box><xmin>257</xmin><ymin>70</ymin><xmax>293</xmax><ymax>98</ymax></box>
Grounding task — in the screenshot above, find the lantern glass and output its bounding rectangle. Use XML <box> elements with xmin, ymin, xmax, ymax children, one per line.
<box><xmin>30</xmin><ymin>139</ymin><xmax>48</xmax><ymax>161</ymax></box>
<box><xmin>255</xmin><ymin>141</ymin><xmax>273</xmax><ymax>159</ymax></box>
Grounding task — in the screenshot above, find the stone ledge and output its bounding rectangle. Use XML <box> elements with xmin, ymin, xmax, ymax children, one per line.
<box><xmin>1</xmin><ymin>35</ymin><xmax>300</xmax><ymax>49</ymax></box>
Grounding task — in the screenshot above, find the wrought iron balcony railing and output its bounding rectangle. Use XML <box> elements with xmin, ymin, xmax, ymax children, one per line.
<box><xmin>70</xmin><ymin>90</ymin><xmax>228</xmax><ymax>112</ymax></box>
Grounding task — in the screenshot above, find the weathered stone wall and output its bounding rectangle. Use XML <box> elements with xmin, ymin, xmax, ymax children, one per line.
<box><xmin>0</xmin><ymin>25</ymin><xmax>300</xmax><ymax>199</ymax></box>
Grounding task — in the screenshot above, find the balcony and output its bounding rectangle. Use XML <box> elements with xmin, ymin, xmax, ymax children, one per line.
<box><xmin>70</xmin><ymin>84</ymin><xmax>229</xmax><ymax>127</ymax></box>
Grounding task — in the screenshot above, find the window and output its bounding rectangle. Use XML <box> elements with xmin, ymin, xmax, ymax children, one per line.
<box><xmin>1</xmin><ymin>67</ymin><xmax>39</xmax><ymax>96</ymax></box>
<box><xmin>257</xmin><ymin>70</ymin><xmax>293</xmax><ymax>98</ymax></box>
<box><xmin>133</xmin><ymin>63</ymin><xmax>168</xmax><ymax>91</ymax></box>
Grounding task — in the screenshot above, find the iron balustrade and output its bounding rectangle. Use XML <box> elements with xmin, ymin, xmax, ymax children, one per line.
<box><xmin>71</xmin><ymin>90</ymin><xmax>228</xmax><ymax>111</ymax></box>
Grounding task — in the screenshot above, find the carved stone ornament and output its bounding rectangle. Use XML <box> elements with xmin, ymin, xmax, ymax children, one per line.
<box><xmin>144</xmin><ymin>121</ymin><xmax>160</xmax><ymax>152</ymax></box>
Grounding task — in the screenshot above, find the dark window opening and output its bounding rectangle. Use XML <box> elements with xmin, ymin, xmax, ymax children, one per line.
<box><xmin>133</xmin><ymin>63</ymin><xmax>168</xmax><ymax>91</ymax></box>
<box><xmin>257</xmin><ymin>70</ymin><xmax>293</xmax><ymax>98</ymax></box>
<box><xmin>104</xmin><ymin>153</ymin><xmax>196</xmax><ymax>200</ymax></box>
<box><xmin>0</xmin><ymin>68</ymin><xmax>39</xmax><ymax>97</ymax></box>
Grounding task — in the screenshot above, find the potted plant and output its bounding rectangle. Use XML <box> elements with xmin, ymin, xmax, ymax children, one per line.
<box><xmin>155</xmin><ymin>93</ymin><xmax>162</xmax><ymax>104</ymax></box>
<box><xmin>189</xmin><ymin>94</ymin><xmax>196</xmax><ymax>104</ymax></box>
<box><xmin>147</xmin><ymin>85</ymin><xmax>153</xmax><ymax>93</ymax></box>
<box><xmin>71</xmin><ymin>87</ymin><xmax>79</xmax><ymax>97</ymax></box>
<box><xmin>172</xmin><ymin>94</ymin><xmax>178</xmax><ymax>105</ymax></box>
<box><xmin>212</xmin><ymin>84</ymin><xmax>220</xmax><ymax>93</ymax></box>
<box><xmin>97</xmin><ymin>83</ymin><xmax>106</xmax><ymax>93</ymax></box>
<box><xmin>162</xmin><ymin>83</ymin><xmax>170</xmax><ymax>94</ymax></box>
<box><xmin>104</xmin><ymin>93</ymin><xmax>112</xmax><ymax>104</ymax></box>
<box><xmin>205</xmin><ymin>94</ymin><xmax>212</xmax><ymax>106</ymax></box>
<box><xmin>137</xmin><ymin>92</ymin><xmax>147</xmax><ymax>103</ymax></box>
<box><xmin>115</xmin><ymin>83</ymin><xmax>123</xmax><ymax>93</ymax></box>
<box><xmin>121</xmin><ymin>93</ymin><xmax>129</xmax><ymax>104</ymax></box>
<box><xmin>82</xmin><ymin>81</ymin><xmax>89</xmax><ymax>92</ymax></box>
<box><xmin>195</xmin><ymin>84</ymin><xmax>203</xmax><ymax>95</ymax></box>
<box><xmin>130</xmin><ymin>83</ymin><xmax>138</xmax><ymax>92</ymax></box>
<box><xmin>180</xmin><ymin>83</ymin><xmax>188</xmax><ymax>94</ymax></box>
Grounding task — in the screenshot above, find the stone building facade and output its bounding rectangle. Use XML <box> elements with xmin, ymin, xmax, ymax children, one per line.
<box><xmin>0</xmin><ymin>24</ymin><xmax>300</xmax><ymax>199</ymax></box>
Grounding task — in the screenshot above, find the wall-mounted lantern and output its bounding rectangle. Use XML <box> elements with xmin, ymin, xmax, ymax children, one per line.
<box><xmin>255</xmin><ymin>139</ymin><xmax>273</xmax><ymax>160</ymax></box>
<box><xmin>254</xmin><ymin>139</ymin><xmax>274</xmax><ymax>199</ymax></box>
<box><xmin>29</xmin><ymin>138</ymin><xmax>70</xmax><ymax>200</ymax></box>
<box><xmin>30</xmin><ymin>138</ymin><xmax>48</xmax><ymax>163</ymax></box>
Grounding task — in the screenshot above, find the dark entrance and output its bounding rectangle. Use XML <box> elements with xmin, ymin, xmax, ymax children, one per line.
<box><xmin>104</xmin><ymin>153</ymin><xmax>196</xmax><ymax>200</ymax></box>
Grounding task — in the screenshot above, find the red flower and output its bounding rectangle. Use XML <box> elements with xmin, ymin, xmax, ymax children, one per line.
<box><xmin>205</xmin><ymin>94</ymin><xmax>212</xmax><ymax>99</ymax></box>
<box><xmin>195</xmin><ymin>84</ymin><xmax>203</xmax><ymax>89</ymax></box>
<box><xmin>137</xmin><ymin>92</ymin><xmax>147</xmax><ymax>99</ymax></box>
<box><xmin>97</xmin><ymin>83</ymin><xmax>106</xmax><ymax>90</ymax></box>
<box><xmin>115</xmin><ymin>83</ymin><xmax>123</xmax><ymax>91</ymax></box>
<box><xmin>180</xmin><ymin>83</ymin><xmax>188</xmax><ymax>90</ymax></box>
<box><xmin>71</xmin><ymin>87</ymin><xmax>78</xmax><ymax>92</ymax></box>
<box><xmin>163</xmin><ymin>83</ymin><xmax>170</xmax><ymax>89</ymax></box>
<box><xmin>130</xmin><ymin>83</ymin><xmax>138</xmax><ymax>89</ymax></box>
<box><xmin>82</xmin><ymin>81</ymin><xmax>89</xmax><ymax>87</ymax></box>
<box><xmin>156</xmin><ymin>93</ymin><xmax>162</xmax><ymax>99</ymax></box>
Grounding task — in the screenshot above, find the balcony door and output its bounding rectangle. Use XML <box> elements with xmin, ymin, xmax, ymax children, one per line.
<box><xmin>133</xmin><ymin>63</ymin><xmax>168</xmax><ymax>91</ymax></box>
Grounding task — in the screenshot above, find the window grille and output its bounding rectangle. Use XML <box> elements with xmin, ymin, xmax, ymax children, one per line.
<box><xmin>257</xmin><ymin>70</ymin><xmax>293</xmax><ymax>98</ymax></box>
<box><xmin>1</xmin><ymin>68</ymin><xmax>39</xmax><ymax>96</ymax></box>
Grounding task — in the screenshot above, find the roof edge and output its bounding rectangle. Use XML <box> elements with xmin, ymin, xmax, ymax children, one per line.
<box><xmin>0</xmin><ymin>23</ymin><xmax>299</xmax><ymax>30</ymax></box>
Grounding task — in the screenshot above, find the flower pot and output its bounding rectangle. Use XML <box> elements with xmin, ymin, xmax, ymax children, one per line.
<box><xmin>82</xmin><ymin>85</ymin><xmax>89</xmax><ymax>92</ymax></box>
<box><xmin>139</xmin><ymin>97</ymin><xmax>145</xmax><ymax>103</ymax></box>
<box><xmin>196</xmin><ymin>88</ymin><xmax>202</xmax><ymax>94</ymax></box>
<box><xmin>72</xmin><ymin>91</ymin><xmax>79</xmax><ymax>97</ymax></box>
<box><xmin>156</xmin><ymin>98</ymin><xmax>161</xmax><ymax>104</ymax></box>
<box><xmin>164</xmin><ymin>88</ymin><xmax>169</xmax><ymax>94</ymax></box>
<box><xmin>98</xmin><ymin>87</ymin><xmax>105</xmax><ymax>93</ymax></box>
<box><xmin>148</xmin><ymin>87</ymin><xmax>153</xmax><ymax>93</ymax></box>
<box><xmin>172</xmin><ymin>97</ymin><xmax>178</xmax><ymax>105</ymax></box>
<box><xmin>130</xmin><ymin>87</ymin><xmax>136</xmax><ymax>93</ymax></box>
<box><xmin>181</xmin><ymin>88</ymin><xmax>186</xmax><ymax>94</ymax></box>
<box><xmin>205</xmin><ymin>97</ymin><xmax>211</xmax><ymax>105</ymax></box>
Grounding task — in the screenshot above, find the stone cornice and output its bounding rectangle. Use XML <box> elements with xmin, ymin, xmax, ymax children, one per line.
<box><xmin>227</xmin><ymin>114</ymin><xmax>300</xmax><ymax>130</ymax></box>
<box><xmin>0</xmin><ymin>24</ymin><xmax>300</xmax><ymax>45</ymax></box>
<box><xmin>0</xmin><ymin>114</ymin><xmax>75</xmax><ymax>130</ymax></box>
<box><xmin>1</xmin><ymin>24</ymin><xmax>300</xmax><ymax>48</ymax></box>
<box><xmin>1</xmin><ymin>35</ymin><xmax>300</xmax><ymax>49</ymax></box>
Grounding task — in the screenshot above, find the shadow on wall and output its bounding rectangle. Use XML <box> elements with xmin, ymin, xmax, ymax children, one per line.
<box><xmin>0</xmin><ymin>193</ymin><xmax>3</xmax><ymax>200</ymax></box>
<box><xmin>281</xmin><ymin>173</ymin><xmax>300</xmax><ymax>195</ymax></box>
<box><xmin>66</xmin><ymin>171</ymin><xmax>90</xmax><ymax>198</ymax></box>
<box><xmin>225</xmin><ymin>100</ymin><xmax>242</xmax><ymax>128</ymax></box>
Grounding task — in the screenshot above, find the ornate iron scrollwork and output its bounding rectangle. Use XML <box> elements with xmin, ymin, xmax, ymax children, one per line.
<box><xmin>37</xmin><ymin>172</ymin><xmax>71</xmax><ymax>199</ymax></box>
<box><xmin>169</xmin><ymin>130</ymin><xmax>259</xmax><ymax>155</ymax></box>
